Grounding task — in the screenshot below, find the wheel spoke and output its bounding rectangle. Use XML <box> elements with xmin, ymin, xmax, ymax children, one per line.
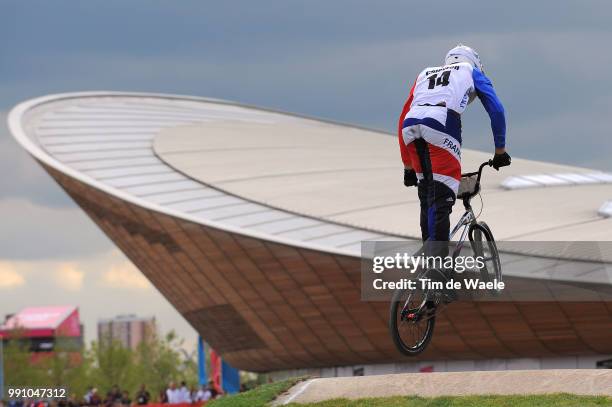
<box><xmin>392</xmin><ymin>286</ymin><xmax>436</xmax><ymax>353</ymax></box>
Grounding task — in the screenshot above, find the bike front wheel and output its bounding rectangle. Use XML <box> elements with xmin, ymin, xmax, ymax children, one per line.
<box><xmin>469</xmin><ymin>221</ymin><xmax>503</xmax><ymax>295</ymax></box>
<box><xmin>389</xmin><ymin>284</ymin><xmax>436</xmax><ymax>356</ymax></box>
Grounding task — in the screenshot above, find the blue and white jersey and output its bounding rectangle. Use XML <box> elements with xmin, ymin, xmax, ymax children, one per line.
<box><xmin>405</xmin><ymin>62</ymin><xmax>506</xmax><ymax>148</ymax></box>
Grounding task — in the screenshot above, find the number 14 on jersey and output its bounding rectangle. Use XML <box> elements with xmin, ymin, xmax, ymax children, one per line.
<box><xmin>427</xmin><ymin>71</ymin><xmax>450</xmax><ymax>89</ymax></box>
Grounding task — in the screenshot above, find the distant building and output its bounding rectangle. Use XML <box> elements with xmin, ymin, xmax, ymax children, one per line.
<box><xmin>0</xmin><ymin>305</ymin><xmax>83</xmax><ymax>356</ymax></box>
<box><xmin>97</xmin><ymin>314</ymin><xmax>156</xmax><ymax>349</ymax></box>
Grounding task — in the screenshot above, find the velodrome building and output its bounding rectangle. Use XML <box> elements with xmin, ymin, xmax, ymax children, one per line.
<box><xmin>8</xmin><ymin>92</ymin><xmax>612</xmax><ymax>376</ymax></box>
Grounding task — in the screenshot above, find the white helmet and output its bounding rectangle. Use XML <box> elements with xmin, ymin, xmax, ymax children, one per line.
<box><xmin>445</xmin><ymin>44</ymin><xmax>484</xmax><ymax>72</ymax></box>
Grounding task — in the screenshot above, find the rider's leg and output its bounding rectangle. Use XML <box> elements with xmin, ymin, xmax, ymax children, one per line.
<box><xmin>425</xmin><ymin>180</ymin><xmax>455</xmax><ymax>256</ymax></box>
<box><xmin>413</xmin><ymin>138</ymin><xmax>456</xmax><ymax>257</ymax></box>
<box><xmin>409</xmin><ymin>117</ymin><xmax>462</xmax><ymax>303</ymax></box>
<box><xmin>405</xmin><ymin>127</ymin><xmax>430</xmax><ymax>242</ymax></box>
<box><xmin>414</xmin><ymin>136</ymin><xmax>459</xmax><ymax>304</ymax></box>
<box><xmin>417</xmin><ymin>181</ymin><xmax>430</xmax><ymax>242</ymax></box>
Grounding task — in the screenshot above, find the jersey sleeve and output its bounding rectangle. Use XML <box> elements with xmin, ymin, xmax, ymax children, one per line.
<box><xmin>398</xmin><ymin>80</ymin><xmax>417</xmax><ymax>167</ymax></box>
<box><xmin>472</xmin><ymin>69</ymin><xmax>506</xmax><ymax>148</ymax></box>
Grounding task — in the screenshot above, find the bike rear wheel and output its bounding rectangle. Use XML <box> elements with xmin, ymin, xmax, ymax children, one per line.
<box><xmin>389</xmin><ymin>283</ymin><xmax>436</xmax><ymax>356</ymax></box>
<box><xmin>469</xmin><ymin>221</ymin><xmax>503</xmax><ymax>295</ymax></box>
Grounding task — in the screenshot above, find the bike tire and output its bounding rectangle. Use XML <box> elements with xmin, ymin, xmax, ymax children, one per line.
<box><xmin>469</xmin><ymin>221</ymin><xmax>503</xmax><ymax>295</ymax></box>
<box><xmin>389</xmin><ymin>286</ymin><xmax>436</xmax><ymax>356</ymax></box>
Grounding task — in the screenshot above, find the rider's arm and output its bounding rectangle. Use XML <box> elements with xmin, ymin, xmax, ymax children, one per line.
<box><xmin>472</xmin><ymin>68</ymin><xmax>506</xmax><ymax>149</ymax></box>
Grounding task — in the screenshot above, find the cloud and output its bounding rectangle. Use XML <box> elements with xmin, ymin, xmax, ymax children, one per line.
<box><xmin>2</xmin><ymin>5</ymin><xmax>612</xmax><ymax>172</ymax></box>
<box><xmin>101</xmin><ymin>261</ymin><xmax>151</xmax><ymax>290</ymax></box>
<box><xmin>0</xmin><ymin>250</ymin><xmax>195</xmax><ymax>349</ymax></box>
<box><xmin>508</xmin><ymin>94</ymin><xmax>612</xmax><ymax>171</ymax></box>
<box><xmin>0</xmin><ymin>262</ymin><xmax>25</xmax><ymax>288</ymax></box>
<box><xmin>0</xmin><ymin>113</ymin><xmax>74</xmax><ymax>208</ymax></box>
<box><xmin>0</xmin><ymin>198</ymin><xmax>112</xmax><ymax>260</ymax></box>
<box><xmin>54</xmin><ymin>263</ymin><xmax>84</xmax><ymax>291</ymax></box>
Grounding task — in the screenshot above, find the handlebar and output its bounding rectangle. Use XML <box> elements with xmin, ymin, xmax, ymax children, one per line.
<box><xmin>461</xmin><ymin>160</ymin><xmax>493</xmax><ymax>182</ymax></box>
<box><xmin>457</xmin><ymin>160</ymin><xmax>493</xmax><ymax>202</ymax></box>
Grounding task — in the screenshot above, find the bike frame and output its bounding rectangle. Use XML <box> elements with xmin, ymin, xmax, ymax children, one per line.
<box><xmin>449</xmin><ymin>160</ymin><xmax>492</xmax><ymax>257</ymax></box>
<box><xmin>390</xmin><ymin>160</ymin><xmax>500</xmax><ymax>355</ymax></box>
<box><xmin>449</xmin><ymin>209</ymin><xmax>475</xmax><ymax>255</ymax></box>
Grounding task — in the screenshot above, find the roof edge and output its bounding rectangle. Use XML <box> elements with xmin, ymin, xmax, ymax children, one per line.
<box><xmin>8</xmin><ymin>91</ymin><xmax>376</xmax><ymax>259</ymax></box>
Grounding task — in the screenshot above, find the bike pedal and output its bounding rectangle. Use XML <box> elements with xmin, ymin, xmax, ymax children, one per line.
<box><xmin>442</xmin><ymin>289</ymin><xmax>458</xmax><ymax>304</ymax></box>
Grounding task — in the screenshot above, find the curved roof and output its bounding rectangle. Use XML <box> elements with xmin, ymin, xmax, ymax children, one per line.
<box><xmin>8</xmin><ymin>92</ymin><xmax>612</xmax><ymax>286</ymax></box>
<box><xmin>154</xmin><ymin>121</ymin><xmax>612</xmax><ymax>242</ymax></box>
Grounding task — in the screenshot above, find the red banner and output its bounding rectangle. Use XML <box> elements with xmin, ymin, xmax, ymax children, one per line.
<box><xmin>210</xmin><ymin>349</ymin><xmax>222</xmax><ymax>392</ymax></box>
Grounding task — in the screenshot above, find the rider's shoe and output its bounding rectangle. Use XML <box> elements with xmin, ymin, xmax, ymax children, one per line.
<box><xmin>425</xmin><ymin>267</ymin><xmax>458</xmax><ymax>304</ymax></box>
<box><xmin>425</xmin><ymin>300</ymin><xmax>437</xmax><ymax>312</ymax></box>
<box><xmin>442</xmin><ymin>267</ymin><xmax>458</xmax><ymax>303</ymax></box>
<box><xmin>442</xmin><ymin>287</ymin><xmax>458</xmax><ymax>304</ymax></box>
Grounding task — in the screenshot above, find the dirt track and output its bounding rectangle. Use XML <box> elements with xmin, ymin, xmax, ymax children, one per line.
<box><xmin>273</xmin><ymin>369</ymin><xmax>612</xmax><ymax>405</ymax></box>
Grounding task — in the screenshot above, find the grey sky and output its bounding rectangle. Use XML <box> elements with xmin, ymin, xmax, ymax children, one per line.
<box><xmin>1</xmin><ymin>1</ymin><xmax>611</xmax><ymax>346</ymax></box>
<box><xmin>2</xmin><ymin>1</ymin><xmax>611</xmax><ymax>168</ymax></box>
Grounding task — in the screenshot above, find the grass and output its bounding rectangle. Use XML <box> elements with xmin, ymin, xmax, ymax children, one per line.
<box><xmin>207</xmin><ymin>378</ymin><xmax>612</xmax><ymax>407</ymax></box>
<box><xmin>207</xmin><ymin>376</ymin><xmax>307</xmax><ymax>407</ymax></box>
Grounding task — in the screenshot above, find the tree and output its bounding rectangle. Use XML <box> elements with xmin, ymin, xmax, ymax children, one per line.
<box><xmin>88</xmin><ymin>336</ymin><xmax>136</xmax><ymax>394</ymax></box>
<box><xmin>43</xmin><ymin>343</ymin><xmax>89</xmax><ymax>396</ymax></box>
<box><xmin>2</xmin><ymin>332</ymin><xmax>46</xmax><ymax>387</ymax></box>
<box><xmin>3</xmin><ymin>328</ymin><xmax>204</xmax><ymax>401</ymax></box>
<box><xmin>132</xmin><ymin>330</ymin><xmax>195</xmax><ymax>394</ymax></box>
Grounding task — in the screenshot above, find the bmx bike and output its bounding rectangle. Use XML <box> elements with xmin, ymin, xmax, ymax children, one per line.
<box><xmin>389</xmin><ymin>160</ymin><xmax>503</xmax><ymax>356</ymax></box>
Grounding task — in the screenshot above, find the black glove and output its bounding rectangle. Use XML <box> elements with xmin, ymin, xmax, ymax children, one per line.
<box><xmin>404</xmin><ymin>168</ymin><xmax>418</xmax><ymax>187</ymax></box>
<box><xmin>491</xmin><ymin>151</ymin><xmax>511</xmax><ymax>170</ymax></box>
